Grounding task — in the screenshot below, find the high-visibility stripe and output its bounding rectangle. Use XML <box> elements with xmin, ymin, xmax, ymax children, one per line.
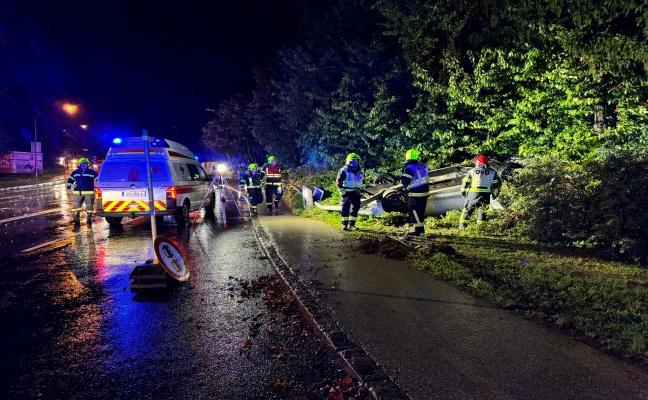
<box><xmin>103</xmin><ymin>200</ymin><xmax>167</xmax><ymax>212</ymax></box>
<box><xmin>408</xmin><ymin>192</ymin><xmax>430</xmax><ymax>197</ymax></box>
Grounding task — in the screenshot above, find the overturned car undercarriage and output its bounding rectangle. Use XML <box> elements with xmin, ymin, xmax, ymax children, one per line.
<box><xmin>315</xmin><ymin>156</ymin><xmax>523</xmax><ymax>216</ymax></box>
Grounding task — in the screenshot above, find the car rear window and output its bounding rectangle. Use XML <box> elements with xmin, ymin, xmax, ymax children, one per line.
<box><xmin>99</xmin><ymin>161</ymin><xmax>171</xmax><ymax>182</ymax></box>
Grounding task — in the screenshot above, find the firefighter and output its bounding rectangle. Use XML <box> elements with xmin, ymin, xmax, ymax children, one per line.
<box><xmin>401</xmin><ymin>149</ymin><xmax>430</xmax><ymax>237</ymax></box>
<box><xmin>244</xmin><ymin>163</ymin><xmax>264</xmax><ymax>216</ymax></box>
<box><xmin>262</xmin><ymin>156</ymin><xmax>283</xmax><ymax>212</ymax></box>
<box><xmin>458</xmin><ymin>154</ymin><xmax>502</xmax><ymax>229</ymax></box>
<box><xmin>237</xmin><ymin>162</ymin><xmax>247</xmax><ymax>200</ymax></box>
<box><xmin>66</xmin><ymin>157</ymin><xmax>98</xmax><ymax>225</ymax></box>
<box><xmin>336</xmin><ymin>153</ymin><xmax>365</xmax><ymax>231</ymax></box>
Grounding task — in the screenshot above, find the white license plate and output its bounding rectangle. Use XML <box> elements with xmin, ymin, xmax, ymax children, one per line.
<box><xmin>124</xmin><ymin>191</ymin><xmax>146</xmax><ymax>197</ymax></box>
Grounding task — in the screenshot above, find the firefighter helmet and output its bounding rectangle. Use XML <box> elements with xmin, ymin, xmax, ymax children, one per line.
<box><xmin>78</xmin><ymin>157</ymin><xmax>90</xmax><ymax>165</ymax></box>
<box><xmin>405</xmin><ymin>149</ymin><xmax>419</xmax><ymax>161</ymax></box>
<box><xmin>267</xmin><ymin>156</ymin><xmax>276</xmax><ymax>163</ymax></box>
<box><xmin>346</xmin><ymin>153</ymin><xmax>361</xmax><ymax>164</ymax></box>
<box><xmin>473</xmin><ymin>155</ymin><xmax>489</xmax><ymax>165</ymax></box>
<box><xmin>248</xmin><ymin>163</ymin><xmax>258</xmax><ymax>171</ymax></box>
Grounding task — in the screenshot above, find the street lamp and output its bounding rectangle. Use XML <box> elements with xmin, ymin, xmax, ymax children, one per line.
<box><xmin>33</xmin><ymin>103</ymin><xmax>78</xmax><ymax>178</ymax></box>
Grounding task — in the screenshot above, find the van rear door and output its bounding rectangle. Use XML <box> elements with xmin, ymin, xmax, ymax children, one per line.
<box><xmin>98</xmin><ymin>160</ymin><xmax>172</xmax><ymax>213</ymax></box>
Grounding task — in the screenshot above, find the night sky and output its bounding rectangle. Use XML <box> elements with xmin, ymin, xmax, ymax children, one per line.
<box><xmin>0</xmin><ymin>0</ymin><xmax>301</xmax><ymax>155</ymax></box>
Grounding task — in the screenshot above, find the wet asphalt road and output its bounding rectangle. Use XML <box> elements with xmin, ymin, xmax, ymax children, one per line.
<box><xmin>0</xmin><ymin>183</ymin><xmax>341</xmax><ymax>399</ymax></box>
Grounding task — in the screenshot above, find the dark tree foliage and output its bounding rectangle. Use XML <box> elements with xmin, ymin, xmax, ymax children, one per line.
<box><xmin>202</xmin><ymin>94</ymin><xmax>265</xmax><ymax>163</ymax></box>
<box><xmin>248</xmin><ymin>67</ymin><xmax>302</xmax><ymax>167</ymax></box>
<box><xmin>202</xmin><ymin>0</ymin><xmax>648</xmax><ymax>166</ymax></box>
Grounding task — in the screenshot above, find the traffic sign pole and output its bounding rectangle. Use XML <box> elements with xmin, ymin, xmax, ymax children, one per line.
<box><xmin>143</xmin><ymin>130</ymin><xmax>158</xmax><ymax>263</ymax></box>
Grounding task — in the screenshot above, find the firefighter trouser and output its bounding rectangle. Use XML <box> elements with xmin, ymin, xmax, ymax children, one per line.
<box><xmin>265</xmin><ymin>184</ymin><xmax>283</xmax><ymax>210</ymax></box>
<box><xmin>459</xmin><ymin>193</ymin><xmax>491</xmax><ymax>227</ymax></box>
<box><xmin>340</xmin><ymin>191</ymin><xmax>361</xmax><ymax>227</ymax></box>
<box><xmin>72</xmin><ymin>193</ymin><xmax>95</xmax><ymax>212</ymax></box>
<box><xmin>408</xmin><ymin>195</ymin><xmax>428</xmax><ymax>234</ymax></box>
<box><xmin>248</xmin><ymin>188</ymin><xmax>264</xmax><ymax>215</ymax></box>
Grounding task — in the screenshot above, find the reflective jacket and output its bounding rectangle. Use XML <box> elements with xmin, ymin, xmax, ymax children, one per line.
<box><xmin>461</xmin><ymin>165</ymin><xmax>501</xmax><ymax>197</ymax></box>
<box><xmin>336</xmin><ymin>165</ymin><xmax>364</xmax><ymax>194</ymax></box>
<box><xmin>263</xmin><ymin>164</ymin><xmax>282</xmax><ymax>186</ymax></box>
<box><xmin>245</xmin><ymin>171</ymin><xmax>264</xmax><ymax>189</ymax></box>
<box><xmin>67</xmin><ymin>167</ymin><xmax>98</xmax><ymax>194</ymax></box>
<box><xmin>401</xmin><ymin>161</ymin><xmax>430</xmax><ymax>197</ymax></box>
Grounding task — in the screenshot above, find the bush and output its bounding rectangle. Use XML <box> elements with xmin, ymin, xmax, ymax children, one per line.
<box><xmin>283</xmin><ymin>165</ymin><xmax>339</xmax><ymax>210</ymax></box>
<box><xmin>503</xmin><ymin>152</ymin><xmax>648</xmax><ymax>263</ymax></box>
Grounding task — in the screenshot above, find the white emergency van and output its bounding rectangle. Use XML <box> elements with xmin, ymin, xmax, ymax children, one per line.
<box><xmin>95</xmin><ymin>137</ymin><xmax>214</xmax><ymax>225</ymax></box>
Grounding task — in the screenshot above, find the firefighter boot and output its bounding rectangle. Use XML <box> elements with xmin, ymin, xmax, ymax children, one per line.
<box><xmin>73</xmin><ymin>211</ymin><xmax>80</xmax><ymax>225</ymax></box>
<box><xmin>86</xmin><ymin>212</ymin><xmax>93</xmax><ymax>225</ymax></box>
<box><xmin>274</xmin><ymin>200</ymin><xmax>279</xmax><ymax>209</ymax></box>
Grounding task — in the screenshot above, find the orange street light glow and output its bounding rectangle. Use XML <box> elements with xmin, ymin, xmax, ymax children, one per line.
<box><xmin>62</xmin><ymin>104</ymin><xmax>78</xmax><ymax>114</ymax></box>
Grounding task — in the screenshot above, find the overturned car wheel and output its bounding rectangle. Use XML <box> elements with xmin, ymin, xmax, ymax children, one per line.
<box><xmin>381</xmin><ymin>187</ymin><xmax>408</xmax><ymax>213</ymax></box>
<box><xmin>373</xmin><ymin>173</ymin><xmax>398</xmax><ymax>185</ymax></box>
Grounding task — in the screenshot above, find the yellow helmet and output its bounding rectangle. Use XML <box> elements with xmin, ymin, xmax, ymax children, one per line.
<box><xmin>405</xmin><ymin>149</ymin><xmax>419</xmax><ymax>161</ymax></box>
<box><xmin>248</xmin><ymin>163</ymin><xmax>258</xmax><ymax>171</ymax></box>
<box><xmin>267</xmin><ymin>156</ymin><xmax>276</xmax><ymax>163</ymax></box>
<box><xmin>346</xmin><ymin>153</ymin><xmax>361</xmax><ymax>164</ymax></box>
<box><xmin>78</xmin><ymin>157</ymin><xmax>90</xmax><ymax>165</ymax></box>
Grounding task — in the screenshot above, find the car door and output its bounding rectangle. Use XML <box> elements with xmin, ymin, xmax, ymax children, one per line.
<box><xmin>186</xmin><ymin>163</ymin><xmax>208</xmax><ymax>208</ymax></box>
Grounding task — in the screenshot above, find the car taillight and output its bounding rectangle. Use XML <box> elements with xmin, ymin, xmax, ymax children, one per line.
<box><xmin>166</xmin><ymin>186</ymin><xmax>176</xmax><ymax>200</ymax></box>
<box><xmin>95</xmin><ymin>188</ymin><xmax>102</xmax><ymax>201</ymax></box>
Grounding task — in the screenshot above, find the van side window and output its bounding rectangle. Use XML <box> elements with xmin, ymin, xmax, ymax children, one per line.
<box><xmin>197</xmin><ymin>165</ymin><xmax>208</xmax><ymax>181</ymax></box>
<box><xmin>187</xmin><ymin>164</ymin><xmax>205</xmax><ymax>182</ymax></box>
<box><xmin>173</xmin><ymin>163</ymin><xmax>192</xmax><ymax>181</ymax></box>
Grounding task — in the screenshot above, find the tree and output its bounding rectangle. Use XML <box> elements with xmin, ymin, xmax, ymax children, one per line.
<box><xmin>201</xmin><ymin>94</ymin><xmax>263</xmax><ymax>163</ymax></box>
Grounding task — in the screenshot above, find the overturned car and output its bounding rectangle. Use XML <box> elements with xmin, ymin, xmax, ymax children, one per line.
<box><xmin>316</xmin><ymin>156</ymin><xmax>523</xmax><ymax>216</ymax></box>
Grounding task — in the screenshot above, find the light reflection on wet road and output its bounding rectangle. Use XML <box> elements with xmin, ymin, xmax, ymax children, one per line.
<box><xmin>0</xmin><ymin>184</ymin><xmax>339</xmax><ymax>399</ymax></box>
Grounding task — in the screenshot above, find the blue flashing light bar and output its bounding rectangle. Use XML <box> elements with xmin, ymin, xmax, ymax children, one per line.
<box><xmin>112</xmin><ymin>137</ymin><xmax>123</xmax><ymax>145</ymax></box>
<box><xmin>151</xmin><ymin>138</ymin><xmax>170</xmax><ymax>148</ymax></box>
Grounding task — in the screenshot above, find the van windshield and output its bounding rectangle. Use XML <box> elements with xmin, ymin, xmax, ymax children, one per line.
<box><xmin>99</xmin><ymin>161</ymin><xmax>170</xmax><ymax>182</ymax></box>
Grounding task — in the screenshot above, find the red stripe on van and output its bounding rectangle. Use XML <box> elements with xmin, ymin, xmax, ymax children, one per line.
<box><xmin>168</xmin><ymin>151</ymin><xmax>195</xmax><ymax>160</ymax></box>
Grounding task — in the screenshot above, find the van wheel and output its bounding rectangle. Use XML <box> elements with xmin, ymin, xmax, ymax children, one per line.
<box><xmin>175</xmin><ymin>201</ymin><xmax>190</xmax><ymax>224</ymax></box>
<box><xmin>105</xmin><ymin>216</ymin><xmax>123</xmax><ymax>225</ymax></box>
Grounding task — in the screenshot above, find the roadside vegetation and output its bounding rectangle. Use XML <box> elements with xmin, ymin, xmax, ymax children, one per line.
<box><xmin>282</xmin><ymin>157</ymin><xmax>648</xmax><ymax>366</ymax></box>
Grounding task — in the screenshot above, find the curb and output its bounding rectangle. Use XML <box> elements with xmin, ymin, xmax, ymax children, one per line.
<box><xmin>251</xmin><ymin>216</ymin><xmax>410</xmax><ymax>400</ymax></box>
<box><xmin>0</xmin><ymin>179</ymin><xmax>66</xmax><ymax>192</ymax></box>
